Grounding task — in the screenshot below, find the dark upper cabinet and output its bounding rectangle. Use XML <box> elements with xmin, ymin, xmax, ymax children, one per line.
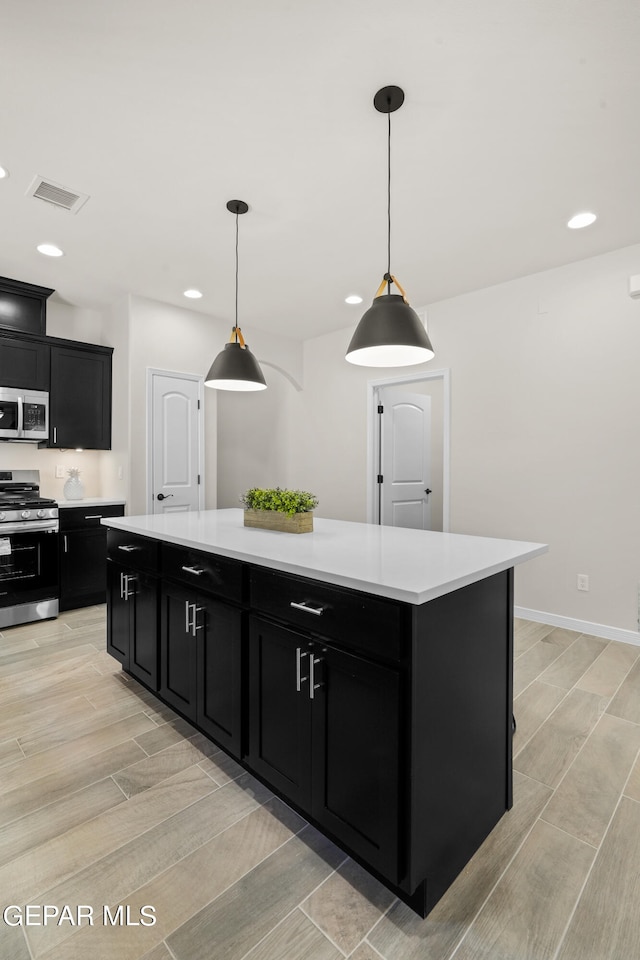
<box><xmin>0</xmin><ymin>335</ymin><xmax>50</xmax><ymax>390</ymax></box>
<box><xmin>0</xmin><ymin>276</ymin><xmax>53</xmax><ymax>337</ymax></box>
<box><xmin>49</xmin><ymin>343</ymin><xmax>112</xmax><ymax>449</ymax></box>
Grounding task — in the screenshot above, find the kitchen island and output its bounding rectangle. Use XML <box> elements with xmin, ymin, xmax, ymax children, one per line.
<box><xmin>103</xmin><ymin>508</ymin><xmax>546</xmax><ymax>917</ymax></box>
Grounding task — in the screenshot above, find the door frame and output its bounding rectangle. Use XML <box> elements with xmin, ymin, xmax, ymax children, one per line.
<box><xmin>366</xmin><ymin>368</ymin><xmax>451</xmax><ymax>530</ymax></box>
<box><xmin>146</xmin><ymin>368</ymin><xmax>205</xmax><ymax>514</ymax></box>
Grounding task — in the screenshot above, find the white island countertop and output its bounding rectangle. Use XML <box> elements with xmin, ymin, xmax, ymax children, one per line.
<box><xmin>102</xmin><ymin>508</ymin><xmax>547</xmax><ymax>605</ymax></box>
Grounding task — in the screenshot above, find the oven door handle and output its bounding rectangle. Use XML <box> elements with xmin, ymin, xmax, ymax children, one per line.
<box><xmin>0</xmin><ymin>521</ymin><xmax>59</xmax><ymax>535</ymax></box>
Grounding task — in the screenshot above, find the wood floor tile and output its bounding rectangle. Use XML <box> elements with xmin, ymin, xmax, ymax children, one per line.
<box><xmin>198</xmin><ymin>749</ymin><xmax>245</xmax><ymax>785</ymax></box>
<box><xmin>0</xmin><ymin>763</ymin><xmax>217</xmax><ymax>907</ymax></box>
<box><xmin>0</xmin><ymin>920</ymin><xmax>31</xmax><ymax>960</ymax></box>
<box><xmin>576</xmin><ymin>639</ymin><xmax>639</xmax><ymax>698</ymax></box>
<box><xmin>0</xmin><ymin>640</ymin><xmax>100</xmax><ymax>677</ymax></box>
<box><xmin>0</xmin><ymin>739</ymin><xmax>145</xmax><ymax>832</ymax></box>
<box><xmin>0</xmin><ymin>777</ymin><xmax>126</xmax><ymax>867</ymax></box>
<box><xmin>350</xmin><ymin>944</ymin><xmax>387</xmax><ymax>960</ymax></box>
<box><xmin>112</xmin><ymin>734</ymin><xmax>220</xmax><ymax>798</ymax></box>
<box><xmin>25</xmin><ymin>774</ymin><xmax>278</xmax><ymax>958</ymax></box>
<box><xmin>514</xmin><ymin>688</ymin><xmax>607</xmax><ymax>788</ymax></box>
<box><xmin>243</xmin><ymin>908</ymin><xmax>343</xmax><ymax>960</ymax></box>
<box><xmin>0</xmin><ymin>712</ymin><xmax>156</xmax><ymax>795</ymax></box>
<box><xmin>539</xmin><ymin>633</ymin><xmax>608</xmax><ymax>689</ymax></box>
<box><xmin>606</xmin><ymin>656</ymin><xmax>640</xmax><ymax>725</ymax></box>
<box><xmin>541</xmin><ymin>713</ymin><xmax>640</xmax><ymax>846</ymax></box>
<box><xmin>0</xmin><ymin>635</ymin><xmax>39</xmax><ymax>656</ymax></box>
<box><xmin>2</xmin><ymin>619</ymin><xmax>71</xmax><ymax>643</ymax></box>
<box><xmin>624</xmin><ymin>753</ymin><xmax>640</xmax><ymax>802</ymax></box>
<box><xmin>512</xmin><ymin>680</ymin><xmax>566</xmax><ymax>757</ymax></box>
<box><xmin>302</xmin><ymin>858</ymin><xmax>394</xmax><ymax>955</ymax></box>
<box><xmin>513</xmin><ymin>619</ymin><xmax>554</xmax><ymax>658</ymax></box>
<box><xmin>368</xmin><ymin>771</ymin><xmax>552</xmax><ymax>960</ymax></box>
<box><xmin>555</xmin><ymin>797</ymin><xmax>640</xmax><ymax>960</ymax></box>
<box><xmin>0</xmin><ymin>737</ymin><xmax>23</xmax><ymax>768</ymax></box>
<box><xmin>451</xmin><ymin>820</ymin><xmax>594</xmax><ymax>960</ymax></box>
<box><xmin>165</xmin><ymin>826</ymin><xmax>345</xmax><ymax>960</ymax></box>
<box><xmin>36</xmin><ymin>797</ymin><xmax>307</xmax><ymax>960</ymax></box>
<box><xmin>18</xmin><ymin>697</ymin><xmax>150</xmax><ymax>758</ymax></box>
<box><xmin>512</xmin><ymin>628</ymin><xmax>577</xmax><ymax>696</ymax></box>
<box><xmin>138</xmin><ymin>945</ymin><xmax>174</xmax><ymax>960</ymax></box>
<box><xmin>134</xmin><ymin>717</ymin><xmax>198</xmax><ymax>756</ymax></box>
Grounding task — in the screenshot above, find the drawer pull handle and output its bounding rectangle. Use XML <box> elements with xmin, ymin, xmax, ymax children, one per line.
<box><xmin>290</xmin><ymin>601</ymin><xmax>324</xmax><ymax>616</ymax></box>
<box><xmin>181</xmin><ymin>565</ymin><xmax>205</xmax><ymax>576</ymax></box>
<box><xmin>118</xmin><ymin>544</ymin><xmax>140</xmax><ymax>553</ymax></box>
<box><xmin>295</xmin><ymin>647</ymin><xmax>309</xmax><ymax>691</ymax></box>
<box><xmin>84</xmin><ymin>514</ymin><xmax>103</xmax><ymax>519</ymax></box>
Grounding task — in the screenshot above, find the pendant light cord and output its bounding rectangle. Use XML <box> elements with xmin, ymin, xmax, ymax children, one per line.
<box><xmin>387</xmin><ymin>109</ymin><xmax>392</xmax><ymax>294</ymax></box>
<box><xmin>234</xmin><ymin>210</ymin><xmax>240</xmax><ymax>342</ymax></box>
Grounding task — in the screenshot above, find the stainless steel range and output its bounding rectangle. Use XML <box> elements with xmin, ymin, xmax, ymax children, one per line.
<box><xmin>0</xmin><ymin>469</ymin><xmax>59</xmax><ymax>629</ymax></box>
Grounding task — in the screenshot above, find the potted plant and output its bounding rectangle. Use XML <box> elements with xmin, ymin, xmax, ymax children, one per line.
<box><xmin>240</xmin><ymin>487</ymin><xmax>318</xmax><ymax>533</ymax></box>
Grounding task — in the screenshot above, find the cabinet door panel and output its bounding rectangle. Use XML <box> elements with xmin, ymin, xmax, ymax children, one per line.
<box><xmin>130</xmin><ymin>572</ymin><xmax>159</xmax><ymax>689</ymax></box>
<box><xmin>160</xmin><ymin>584</ymin><xmax>197</xmax><ymax>719</ymax></box>
<box><xmin>248</xmin><ymin>617</ymin><xmax>312</xmax><ymax>809</ymax></box>
<box><xmin>0</xmin><ymin>335</ymin><xmax>49</xmax><ymax>389</ymax></box>
<box><xmin>50</xmin><ymin>345</ymin><xmax>111</xmax><ymax>449</ymax></box>
<box><xmin>312</xmin><ymin>645</ymin><xmax>401</xmax><ymax>882</ymax></box>
<box><xmin>197</xmin><ymin>599</ymin><xmax>242</xmax><ymax>757</ymax></box>
<box><xmin>60</xmin><ymin>527</ymin><xmax>108</xmax><ymax>610</ymax></box>
<box><xmin>106</xmin><ymin>562</ymin><xmax>129</xmax><ymax>667</ymax></box>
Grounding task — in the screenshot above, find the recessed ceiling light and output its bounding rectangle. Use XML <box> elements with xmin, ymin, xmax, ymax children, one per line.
<box><xmin>0</xmin><ymin>166</ymin><xmax>8</xmax><ymax>179</ymax></box>
<box><xmin>183</xmin><ymin>289</ymin><xmax>203</xmax><ymax>299</ymax></box>
<box><xmin>36</xmin><ymin>243</ymin><xmax>64</xmax><ymax>257</ymax></box>
<box><xmin>567</xmin><ymin>212</ymin><xmax>597</xmax><ymax>230</ymax></box>
<box><xmin>345</xmin><ymin>294</ymin><xmax>363</xmax><ymax>304</ymax></box>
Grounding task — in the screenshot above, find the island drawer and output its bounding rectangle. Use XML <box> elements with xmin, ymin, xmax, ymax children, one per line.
<box><xmin>107</xmin><ymin>529</ymin><xmax>159</xmax><ymax>573</ymax></box>
<box><xmin>249</xmin><ymin>567</ymin><xmax>406</xmax><ymax>662</ymax></box>
<box><xmin>161</xmin><ymin>543</ymin><xmax>243</xmax><ymax>602</ymax></box>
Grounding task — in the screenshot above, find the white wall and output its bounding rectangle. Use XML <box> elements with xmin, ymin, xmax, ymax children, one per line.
<box><xmin>290</xmin><ymin>244</ymin><xmax>640</xmax><ymax>636</ymax></box>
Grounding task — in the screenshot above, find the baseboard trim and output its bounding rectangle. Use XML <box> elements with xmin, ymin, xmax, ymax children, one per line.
<box><xmin>514</xmin><ymin>606</ymin><xmax>640</xmax><ymax>647</ymax></box>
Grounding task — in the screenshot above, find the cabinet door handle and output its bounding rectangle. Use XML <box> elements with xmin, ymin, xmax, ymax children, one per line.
<box><xmin>123</xmin><ymin>574</ymin><xmax>136</xmax><ymax>600</ymax></box>
<box><xmin>119</xmin><ymin>571</ymin><xmax>125</xmax><ymax>600</ymax></box>
<box><xmin>185</xmin><ymin>599</ymin><xmax>193</xmax><ymax>635</ymax></box>
<box><xmin>191</xmin><ymin>604</ymin><xmax>205</xmax><ymax>637</ymax></box>
<box><xmin>290</xmin><ymin>601</ymin><xmax>324</xmax><ymax>616</ymax></box>
<box><xmin>181</xmin><ymin>565</ymin><xmax>205</xmax><ymax>576</ymax></box>
<box><xmin>118</xmin><ymin>544</ymin><xmax>140</xmax><ymax>553</ymax></box>
<box><xmin>63</xmin><ymin>534</ymin><xmax>68</xmax><ymax>553</ymax></box>
<box><xmin>53</xmin><ymin>426</ymin><xmax>57</xmax><ymax>444</ymax></box>
<box><xmin>295</xmin><ymin>647</ymin><xmax>309</xmax><ymax>691</ymax></box>
<box><xmin>309</xmin><ymin>654</ymin><xmax>324</xmax><ymax>700</ymax></box>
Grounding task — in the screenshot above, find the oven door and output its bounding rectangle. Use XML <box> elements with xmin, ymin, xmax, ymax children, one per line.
<box><xmin>0</xmin><ymin>528</ymin><xmax>59</xmax><ymax>608</ymax></box>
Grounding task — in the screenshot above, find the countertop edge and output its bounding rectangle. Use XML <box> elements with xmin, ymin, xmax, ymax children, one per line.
<box><xmin>102</xmin><ymin>513</ymin><xmax>548</xmax><ymax>605</ymax></box>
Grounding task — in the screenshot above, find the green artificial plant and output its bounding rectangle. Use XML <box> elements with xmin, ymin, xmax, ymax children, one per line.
<box><xmin>240</xmin><ymin>487</ymin><xmax>318</xmax><ymax>517</ymax></box>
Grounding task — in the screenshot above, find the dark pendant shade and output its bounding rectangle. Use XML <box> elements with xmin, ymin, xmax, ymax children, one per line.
<box><xmin>345</xmin><ymin>294</ymin><xmax>435</xmax><ymax>367</ymax></box>
<box><xmin>205</xmin><ymin>341</ymin><xmax>267</xmax><ymax>391</ymax></box>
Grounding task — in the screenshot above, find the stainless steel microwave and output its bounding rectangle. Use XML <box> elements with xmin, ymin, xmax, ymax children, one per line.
<box><xmin>0</xmin><ymin>387</ymin><xmax>49</xmax><ymax>441</ymax></box>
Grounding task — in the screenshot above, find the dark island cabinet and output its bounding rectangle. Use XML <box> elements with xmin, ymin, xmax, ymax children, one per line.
<box><xmin>60</xmin><ymin>504</ymin><xmax>124</xmax><ymax>610</ymax></box>
<box><xmin>106</xmin><ymin>531</ymin><xmax>160</xmax><ymax>689</ymax></box>
<box><xmin>49</xmin><ymin>343</ymin><xmax>112</xmax><ymax>449</ymax></box>
<box><xmin>159</xmin><ymin>548</ymin><xmax>243</xmax><ymax>758</ymax></box>
<box><xmin>248</xmin><ymin>615</ymin><xmax>401</xmax><ymax>880</ymax></box>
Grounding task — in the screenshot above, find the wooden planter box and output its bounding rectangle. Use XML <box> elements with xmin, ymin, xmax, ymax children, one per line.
<box><xmin>243</xmin><ymin>509</ymin><xmax>314</xmax><ymax>534</ymax></box>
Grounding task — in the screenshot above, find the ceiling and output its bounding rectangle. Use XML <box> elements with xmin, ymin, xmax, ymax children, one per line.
<box><xmin>1</xmin><ymin>0</ymin><xmax>639</xmax><ymax>341</ymax></box>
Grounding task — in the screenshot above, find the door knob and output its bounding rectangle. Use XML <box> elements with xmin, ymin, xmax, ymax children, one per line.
<box><xmin>424</xmin><ymin>488</ymin><xmax>432</xmax><ymax>495</ymax></box>
<box><xmin>157</xmin><ymin>493</ymin><xmax>173</xmax><ymax>501</ymax></box>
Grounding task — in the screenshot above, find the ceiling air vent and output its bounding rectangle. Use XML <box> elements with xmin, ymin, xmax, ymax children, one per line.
<box><xmin>26</xmin><ymin>175</ymin><xmax>89</xmax><ymax>214</ymax></box>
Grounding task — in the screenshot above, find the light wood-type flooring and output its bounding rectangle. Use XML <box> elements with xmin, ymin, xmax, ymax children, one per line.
<box><xmin>1</xmin><ymin>608</ymin><xmax>639</xmax><ymax>960</ymax></box>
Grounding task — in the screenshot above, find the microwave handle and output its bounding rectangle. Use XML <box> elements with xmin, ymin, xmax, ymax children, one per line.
<box><xmin>16</xmin><ymin>395</ymin><xmax>24</xmax><ymax>438</ymax></box>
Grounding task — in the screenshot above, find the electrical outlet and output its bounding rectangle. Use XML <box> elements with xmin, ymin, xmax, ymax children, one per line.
<box><xmin>118</xmin><ymin>465</ymin><xmax>123</xmax><ymax>480</ymax></box>
<box><xmin>577</xmin><ymin>574</ymin><xmax>589</xmax><ymax>592</ymax></box>
<box><xmin>55</xmin><ymin>465</ymin><xmax>65</xmax><ymax>479</ymax></box>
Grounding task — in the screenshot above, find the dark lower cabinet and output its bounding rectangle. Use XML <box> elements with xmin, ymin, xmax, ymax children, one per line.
<box><xmin>160</xmin><ymin>581</ymin><xmax>242</xmax><ymax>758</ymax></box>
<box><xmin>60</xmin><ymin>504</ymin><xmax>124</xmax><ymax>610</ymax></box>
<box><xmin>106</xmin><ymin>560</ymin><xmax>158</xmax><ymax>689</ymax></box>
<box><xmin>248</xmin><ymin>616</ymin><xmax>401</xmax><ymax>880</ymax></box>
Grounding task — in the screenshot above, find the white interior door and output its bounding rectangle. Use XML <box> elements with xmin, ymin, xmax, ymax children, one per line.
<box><xmin>379</xmin><ymin>388</ymin><xmax>432</xmax><ymax>529</ymax></box>
<box><xmin>149</xmin><ymin>370</ymin><xmax>203</xmax><ymax>514</ymax></box>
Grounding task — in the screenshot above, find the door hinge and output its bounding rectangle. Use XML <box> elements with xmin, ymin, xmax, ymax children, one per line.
<box><xmin>377</xmin><ymin>474</ymin><xmax>383</xmax><ymax>484</ymax></box>
<box><xmin>197</xmin><ymin>399</ymin><xmax>200</xmax><ymax>410</ymax></box>
<box><xmin>197</xmin><ymin>474</ymin><xmax>201</xmax><ymax>485</ymax></box>
<box><xmin>377</xmin><ymin>404</ymin><xmax>384</xmax><ymax>414</ymax></box>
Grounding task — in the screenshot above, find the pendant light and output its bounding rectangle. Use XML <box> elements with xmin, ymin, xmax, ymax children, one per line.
<box><xmin>205</xmin><ymin>200</ymin><xmax>267</xmax><ymax>391</ymax></box>
<box><xmin>346</xmin><ymin>86</ymin><xmax>434</xmax><ymax>367</ymax></box>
